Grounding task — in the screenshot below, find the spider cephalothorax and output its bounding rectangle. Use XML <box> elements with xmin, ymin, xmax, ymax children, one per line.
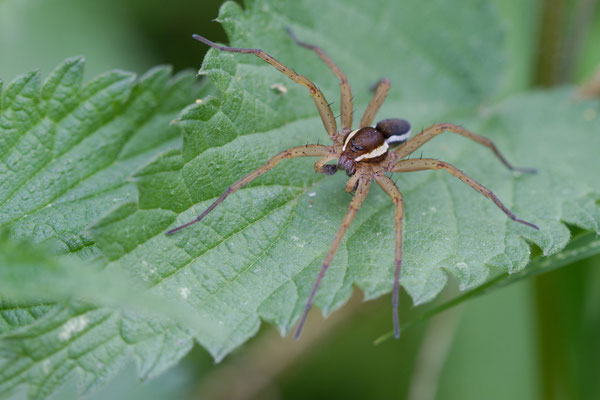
<box><xmin>337</xmin><ymin>118</ymin><xmax>411</xmax><ymax>175</ymax></box>
<box><xmin>167</xmin><ymin>30</ymin><xmax>539</xmax><ymax>340</ymax></box>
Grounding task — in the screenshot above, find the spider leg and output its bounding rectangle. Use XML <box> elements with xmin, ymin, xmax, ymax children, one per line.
<box><xmin>359</xmin><ymin>78</ymin><xmax>391</xmax><ymax>127</ymax></box>
<box><xmin>314</xmin><ymin>153</ymin><xmax>338</xmax><ymax>175</ymax></box>
<box><xmin>392</xmin><ymin>159</ymin><xmax>539</xmax><ymax>229</ymax></box>
<box><xmin>193</xmin><ymin>34</ymin><xmax>338</xmax><ymax>141</ymax></box>
<box><xmin>374</xmin><ymin>174</ymin><xmax>404</xmax><ymax>339</ymax></box>
<box><xmin>294</xmin><ymin>177</ymin><xmax>372</xmax><ymax>339</ymax></box>
<box><xmin>394</xmin><ymin>123</ymin><xmax>536</xmax><ymax>173</ymax></box>
<box><xmin>166</xmin><ymin>144</ymin><xmax>330</xmax><ymax>235</ymax></box>
<box><xmin>286</xmin><ymin>27</ymin><xmax>353</xmax><ymax>132</ymax></box>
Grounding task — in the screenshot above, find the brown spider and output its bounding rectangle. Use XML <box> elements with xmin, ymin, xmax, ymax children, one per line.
<box><xmin>166</xmin><ymin>29</ymin><xmax>539</xmax><ymax>340</ymax></box>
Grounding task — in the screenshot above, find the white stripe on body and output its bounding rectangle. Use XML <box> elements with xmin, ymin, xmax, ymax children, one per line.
<box><xmin>342</xmin><ymin>129</ymin><xmax>361</xmax><ymax>151</ymax></box>
<box><xmin>385</xmin><ymin>129</ymin><xmax>411</xmax><ymax>145</ymax></box>
<box><xmin>355</xmin><ymin>142</ymin><xmax>389</xmax><ymax>161</ymax></box>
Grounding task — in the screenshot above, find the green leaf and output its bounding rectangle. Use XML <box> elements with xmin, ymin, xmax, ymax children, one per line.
<box><xmin>375</xmin><ymin>230</ymin><xmax>600</xmax><ymax>344</ymax></box>
<box><xmin>0</xmin><ymin>233</ymin><xmax>224</xmax><ymax>336</ymax></box>
<box><xmin>2</xmin><ymin>0</ymin><xmax>600</xmax><ymax>398</ymax></box>
<box><xmin>0</xmin><ymin>56</ymin><xmax>200</xmax><ymax>254</ymax></box>
<box><xmin>0</xmin><ymin>58</ymin><xmax>203</xmax><ymax>398</ymax></box>
<box><xmin>93</xmin><ymin>0</ymin><xmax>600</xmax><ymax>361</ymax></box>
<box><xmin>0</xmin><ymin>234</ymin><xmax>226</xmax><ymax>398</ymax></box>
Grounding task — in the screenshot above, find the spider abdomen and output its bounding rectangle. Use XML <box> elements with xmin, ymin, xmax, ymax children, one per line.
<box><xmin>376</xmin><ymin>118</ymin><xmax>411</xmax><ymax>147</ymax></box>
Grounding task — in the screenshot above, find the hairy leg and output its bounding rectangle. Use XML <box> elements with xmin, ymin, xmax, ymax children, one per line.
<box><xmin>374</xmin><ymin>174</ymin><xmax>405</xmax><ymax>339</ymax></box>
<box><xmin>392</xmin><ymin>158</ymin><xmax>539</xmax><ymax>229</ymax></box>
<box><xmin>294</xmin><ymin>176</ymin><xmax>372</xmax><ymax>339</ymax></box>
<box><xmin>394</xmin><ymin>123</ymin><xmax>535</xmax><ymax>173</ymax></box>
<box><xmin>286</xmin><ymin>28</ymin><xmax>353</xmax><ymax>132</ymax></box>
<box><xmin>360</xmin><ymin>78</ymin><xmax>391</xmax><ymax>128</ymax></box>
<box><xmin>314</xmin><ymin>153</ymin><xmax>338</xmax><ymax>175</ymax></box>
<box><xmin>193</xmin><ymin>34</ymin><xmax>338</xmax><ymax>141</ymax></box>
<box><xmin>166</xmin><ymin>144</ymin><xmax>330</xmax><ymax>235</ymax></box>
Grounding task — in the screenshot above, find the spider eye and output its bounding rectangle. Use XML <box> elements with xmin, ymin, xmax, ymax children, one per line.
<box><xmin>350</xmin><ymin>139</ymin><xmax>364</xmax><ymax>152</ymax></box>
<box><xmin>376</xmin><ymin>118</ymin><xmax>411</xmax><ymax>146</ymax></box>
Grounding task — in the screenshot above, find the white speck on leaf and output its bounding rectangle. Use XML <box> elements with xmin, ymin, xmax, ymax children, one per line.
<box><xmin>180</xmin><ymin>287</ymin><xmax>190</xmax><ymax>299</ymax></box>
<box><xmin>308</xmin><ymin>192</ymin><xmax>317</xmax><ymax>197</ymax></box>
<box><xmin>270</xmin><ymin>83</ymin><xmax>288</xmax><ymax>94</ymax></box>
<box><xmin>59</xmin><ymin>316</ymin><xmax>88</xmax><ymax>341</ymax></box>
<box><xmin>455</xmin><ymin>262</ymin><xmax>468</xmax><ymax>274</ymax></box>
<box><xmin>291</xmin><ymin>235</ymin><xmax>306</xmax><ymax>248</ymax></box>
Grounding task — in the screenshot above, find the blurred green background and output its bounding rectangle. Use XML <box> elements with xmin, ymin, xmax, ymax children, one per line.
<box><xmin>1</xmin><ymin>0</ymin><xmax>599</xmax><ymax>399</ymax></box>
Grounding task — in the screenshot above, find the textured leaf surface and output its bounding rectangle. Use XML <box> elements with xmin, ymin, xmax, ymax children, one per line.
<box><xmin>2</xmin><ymin>0</ymin><xmax>600</xmax><ymax>398</ymax></box>
<box><xmin>0</xmin><ymin>234</ymin><xmax>223</xmax><ymax>336</ymax></box>
<box><xmin>0</xmin><ymin>56</ymin><xmax>199</xmax><ymax>255</ymax></box>
<box><xmin>0</xmin><ymin>236</ymin><xmax>223</xmax><ymax>400</ymax></box>
<box><xmin>0</xmin><ymin>59</ymin><xmax>202</xmax><ymax>398</ymax></box>
<box><xmin>94</xmin><ymin>0</ymin><xmax>600</xmax><ymax>360</ymax></box>
<box><xmin>375</xmin><ymin>230</ymin><xmax>600</xmax><ymax>343</ymax></box>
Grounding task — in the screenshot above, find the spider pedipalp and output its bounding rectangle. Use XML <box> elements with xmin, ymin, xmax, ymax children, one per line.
<box><xmin>168</xmin><ymin>30</ymin><xmax>539</xmax><ymax>341</ymax></box>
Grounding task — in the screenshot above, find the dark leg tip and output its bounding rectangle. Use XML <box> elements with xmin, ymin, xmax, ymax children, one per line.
<box><xmin>516</xmin><ymin>218</ymin><xmax>540</xmax><ymax>230</ymax></box>
<box><xmin>293</xmin><ymin>330</ymin><xmax>302</xmax><ymax>341</ymax></box>
<box><xmin>285</xmin><ymin>26</ymin><xmax>299</xmax><ymax>42</ymax></box>
<box><xmin>320</xmin><ymin>164</ymin><xmax>337</xmax><ymax>175</ymax></box>
<box><xmin>513</xmin><ymin>166</ymin><xmax>537</xmax><ymax>174</ymax></box>
<box><xmin>192</xmin><ymin>34</ymin><xmax>218</xmax><ymax>50</ymax></box>
<box><xmin>165</xmin><ymin>225</ymin><xmax>185</xmax><ymax>235</ymax></box>
<box><xmin>294</xmin><ymin>307</ymin><xmax>311</xmax><ymax>341</ymax></box>
<box><xmin>293</xmin><ymin>322</ymin><xmax>305</xmax><ymax>341</ymax></box>
<box><xmin>369</xmin><ymin>78</ymin><xmax>390</xmax><ymax>92</ymax></box>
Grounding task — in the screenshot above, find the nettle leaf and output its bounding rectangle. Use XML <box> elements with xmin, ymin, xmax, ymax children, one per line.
<box><xmin>0</xmin><ymin>235</ymin><xmax>225</xmax><ymax>398</ymax></box>
<box><xmin>0</xmin><ymin>58</ymin><xmax>204</xmax><ymax>397</ymax></box>
<box><xmin>0</xmin><ymin>234</ymin><xmax>224</xmax><ymax>337</ymax></box>
<box><xmin>0</xmin><ymin>56</ymin><xmax>199</xmax><ymax>337</ymax></box>
<box><xmin>94</xmin><ymin>0</ymin><xmax>599</xmax><ymax>361</ymax></box>
<box><xmin>0</xmin><ymin>56</ymin><xmax>200</xmax><ymax>255</ymax></box>
<box><xmin>2</xmin><ymin>0</ymin><xmax>600</xmax><ymax>398</ymax></box>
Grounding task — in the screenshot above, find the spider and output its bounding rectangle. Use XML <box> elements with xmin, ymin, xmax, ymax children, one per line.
<box><xmin>166</xmin><ymin>29</ymin><xmax>539</xmax><ymax>340</ymax></box>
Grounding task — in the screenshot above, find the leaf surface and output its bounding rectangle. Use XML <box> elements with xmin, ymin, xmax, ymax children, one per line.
<box><xmin>94</xmin><ymin>0</ymin><xmax>600</xmax><ymax>360</ymax></box>
<box><xmin>2</xmin><ymin>0</ymin><xmax>600</xmax><ymax>397</ymax></box>
<box><xmin>0</xmin><ymin>57</ymin><xmax>199</xmax><ymax>255</ymax></box>
<box><xmin>0</xmin><ymin>59</ymin><xmax>202</xmax><ymax>398</ymax></box>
